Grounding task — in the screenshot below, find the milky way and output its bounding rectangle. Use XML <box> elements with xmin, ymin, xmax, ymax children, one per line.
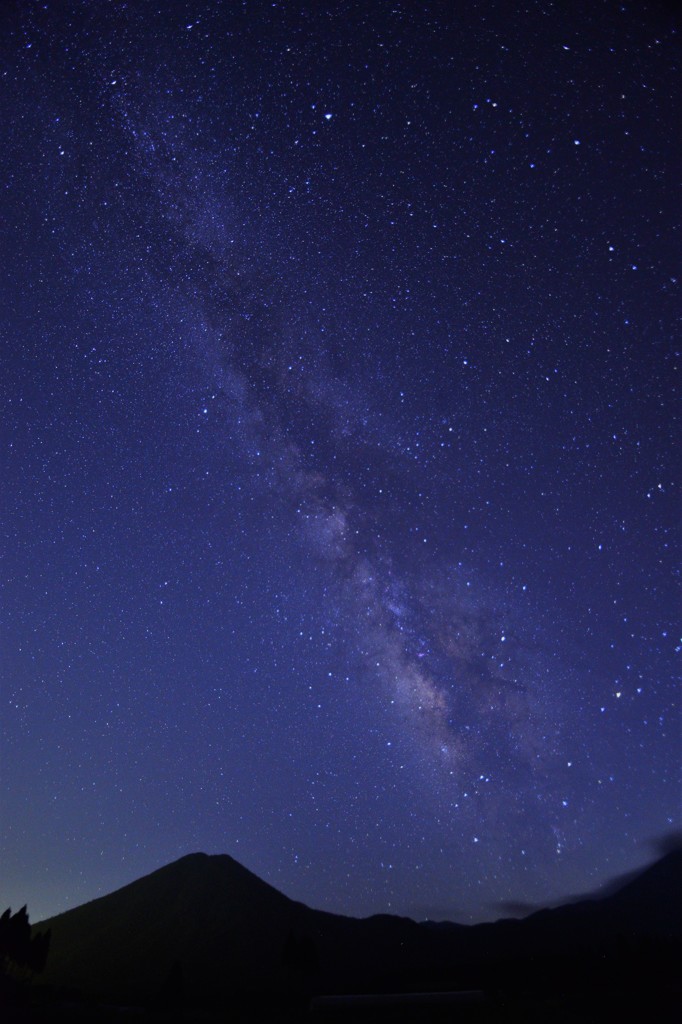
<box><xmin>116</xmin><ymin>99</ymin><xmax>570</xmax><ymax>817</ymax></box>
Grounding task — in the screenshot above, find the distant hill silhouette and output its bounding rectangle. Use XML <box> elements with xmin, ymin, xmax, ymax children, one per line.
<box><xmin>33</xmin><ymin>850</ymin><xmax>681</xmax><ymax>1012</ymax></box>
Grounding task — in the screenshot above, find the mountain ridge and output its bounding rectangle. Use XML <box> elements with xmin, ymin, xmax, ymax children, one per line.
<box><xmin>31</xmin><ymin>848</ymin><xmax>682</xmax><ymax>1005</ymax></box>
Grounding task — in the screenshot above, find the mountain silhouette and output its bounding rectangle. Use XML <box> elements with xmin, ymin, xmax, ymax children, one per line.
<box><xmin>35</xmin><ymin>853</ymin><xmax>434</xmax><ymax>1003</ymax></box>
<box><xmin>33</xmin><ymin>850</ymin><xmax>681</xmax><ymax>1012</ymax></box>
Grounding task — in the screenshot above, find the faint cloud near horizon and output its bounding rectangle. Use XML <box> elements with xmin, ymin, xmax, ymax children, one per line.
<box><xmin>491</xmin><ymin>833</ymin><xmax>682</xmax><ymax>917</ymax></box>
<box><xmin>495</xmin><ymin>900</ymin><xmax>541</xmax><ymax>918</ymax></box>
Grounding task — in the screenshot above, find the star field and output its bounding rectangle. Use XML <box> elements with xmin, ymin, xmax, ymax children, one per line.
<box><xmin>1</xmin><ymin>1</ymin><xmax>679</xmax><ymax>925</ymax></box>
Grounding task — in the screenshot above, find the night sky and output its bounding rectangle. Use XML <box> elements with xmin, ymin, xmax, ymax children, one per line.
<box><xmin>1</xmin><ymin>1</ymin><xmax>679</xmax><ymax>926</ymax></box>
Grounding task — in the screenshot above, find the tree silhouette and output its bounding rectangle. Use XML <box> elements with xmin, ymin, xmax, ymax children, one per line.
<box><xmin>0</xmin><ymin>906</ymin><xmax>51</xmax><ymax>976</ymax></box>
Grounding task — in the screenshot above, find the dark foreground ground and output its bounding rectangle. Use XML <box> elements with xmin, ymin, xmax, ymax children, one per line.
<box><xmin>2</xmin><ymin>982</ymin><xmax>681</xmax><ymax>1024</ymax></box>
